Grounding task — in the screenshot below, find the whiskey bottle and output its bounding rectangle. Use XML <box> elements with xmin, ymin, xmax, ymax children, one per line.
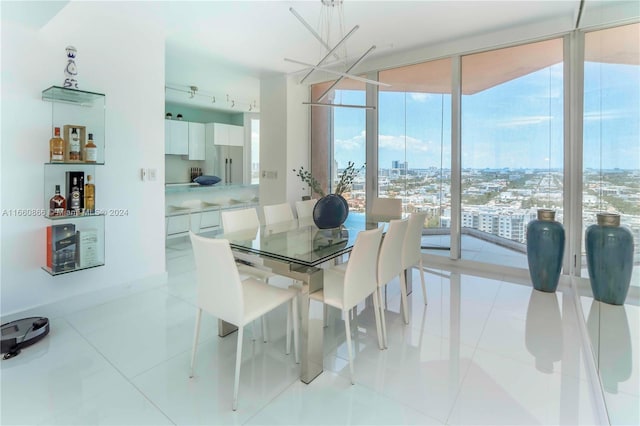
<box><xmin>50</xmin><ymin>127</ymin><xmax>65</xmax><ymax>162</ymax></box>
<box><xmin>49</xmin><ymin>185</ymin><xmax>66</xmax><ymax>217</ymax></box>
<box><xmin>85</xmin><ymin>133</ymin><xmax>97</xmax><ymax>163</ymax></box>
<box><xmin>70</xmin><ymin>177</ymin><xmax>81</xmax><ymax>214</ymax></box>
<box><xmin>69</xmin><ymin>127</ymin><xmax>81</xmax><ymax>161</ymax></box>
<box><xmin>84</xmin><ymin>175</ymin><xmax>95</xmax><ymax>214</ymax></box>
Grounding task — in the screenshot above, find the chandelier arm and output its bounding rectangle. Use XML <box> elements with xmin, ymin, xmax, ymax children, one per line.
<box><xmin>289</xmin><ymin>7</ymin><xmax>340</xmax><ymax>61</ymax></box>
<box><xmin>285</xmin><ymin>58</ymin><xmax>390</xmax><ymax>87</ymax></box>
<box><xmin>299</xmin><ymin>25</ymin><xmax>359</xmax><ymax>84</ymax></box>
<box><xmin>303</xmin><ymin>102</ymin><xmax>375</xmax><ymax>110</ymax></box>
<box><xmin>316</xmin><ymin>45</ymin><xmax>377</xmax><ymax>102</ymax></box>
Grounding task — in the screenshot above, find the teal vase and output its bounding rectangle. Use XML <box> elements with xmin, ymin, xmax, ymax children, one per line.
<box><xmin>586</xmin><ymin>213</ymin><xmax>634</xmax><ymax>305</ymax></box>
<box><xmin>526</xmin><ymin>209</ymin><xmax>565</xmax><ymax>292</ymax></box>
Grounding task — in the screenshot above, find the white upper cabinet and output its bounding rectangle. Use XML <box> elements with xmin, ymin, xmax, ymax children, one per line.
<box><xmin>188</xmin><ymin>122</ymin><xmax>205</xmax><ymax>160</ymax></box>
<box><xmin>165</xmin><ymin>120</ymin><xmax>189</xmax><ymax>155</ymax></box>
<box><xmin>212</xmin><ymin>123</ymin><xmax>243</xmax><ymax>146</ymax></box>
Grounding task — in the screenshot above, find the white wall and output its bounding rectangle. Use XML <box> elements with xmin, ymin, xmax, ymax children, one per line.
<box><xmin>286</xmin><ymin>76</ymin><xmax>311</xmax><ymax>204</ymax></box>
<box><xmin>258</xmin><ymin>74</ymin><xmax>287</xmax><ymax>208</ymax></box>
<box><xmin>1</xmin><ymin>2</ymin><xmax>166</xmax><ymax>317</ymax></box>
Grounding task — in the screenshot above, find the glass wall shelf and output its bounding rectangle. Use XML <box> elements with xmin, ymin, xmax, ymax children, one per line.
<box><xmin>42</xmin><ymin>86</ymin><xmax>105</xmax><ymax>106</ymax></box>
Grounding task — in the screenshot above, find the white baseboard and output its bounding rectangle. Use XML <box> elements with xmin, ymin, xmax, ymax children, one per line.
<box><xmin>1</xmin><ymin>272</ymin><xmax>168</xmax><ymax>324</ymax></box>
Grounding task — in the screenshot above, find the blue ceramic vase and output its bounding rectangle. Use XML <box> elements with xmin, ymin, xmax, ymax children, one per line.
<box><xmin>526</xmin><ymin>209</ymin><xmax>565</xmax><ymax>292</ymax></box>
<box><xmin>586</xmin><ymin>213</ymin><xmax>634</xmax><ymax>305</ymax></box>
<box><xmin>312</xmin><ymin>194</ymin><xmax>349</xmax><ymax>229</ymax></box>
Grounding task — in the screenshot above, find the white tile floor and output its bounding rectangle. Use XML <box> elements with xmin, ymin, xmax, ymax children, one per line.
<box><xmin>1</xmin><ymin>236</ymin><xmax>619</xmax><ymax>425</ymax></box>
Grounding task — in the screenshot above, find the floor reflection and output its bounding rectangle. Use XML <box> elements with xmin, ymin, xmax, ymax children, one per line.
<box><xmin>525</xmin><ymin>289</ymin><xmax>563</xmax><ymax>374</ymax></box>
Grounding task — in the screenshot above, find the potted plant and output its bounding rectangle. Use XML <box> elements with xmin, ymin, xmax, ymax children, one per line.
<box><xmin>293</xmin><ymin>162</ymin><xmax>364</xmax><ymax>228</ymax></box>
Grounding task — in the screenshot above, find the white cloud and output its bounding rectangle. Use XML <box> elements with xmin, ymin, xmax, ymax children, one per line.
<box><xmin>495</xmin><ymin>115</ymin><xmax>552</xmax><ymax>127</ymax></box>
<box><xmin>409</xmin><ymin>93</ymin><xmax>430</xmax><ymax>103</ymax></box>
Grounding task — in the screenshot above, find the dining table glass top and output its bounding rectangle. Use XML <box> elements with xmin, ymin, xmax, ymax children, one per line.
<box><xmin>218</xmin><ymin>213</ymin><xmax>382</xmax><ymax>268</ymax></box>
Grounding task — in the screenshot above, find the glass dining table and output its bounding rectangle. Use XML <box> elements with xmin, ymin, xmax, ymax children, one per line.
<box><xmin>216</xmin><ymin>213</ymin><xmax>379</xmax><ymax>384</ymax></box>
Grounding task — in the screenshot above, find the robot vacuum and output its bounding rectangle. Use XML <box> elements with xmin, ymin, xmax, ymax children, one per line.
<box><xmin>1</xmin><ymin>317</ymin><xmax>50</xmax><ymax>359</ymax></box>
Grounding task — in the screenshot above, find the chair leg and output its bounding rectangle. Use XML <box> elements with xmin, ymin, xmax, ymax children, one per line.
<box><xmin>400</xmin><ymin>272</ymin><xmax>410</xmax><ymax>325</ymax></box>
<box><xmin>344</xmin><ymin>312</ymin><xmax>355</xmax><ymax>385</ymax></box>
<box><xmin>372</xmin><ymin>288</ymin><xmax>384</xmax><ymax>350</ymax></box>
<box><xmin>378</xmin><ymin>287</ymin><xmax>388</xmax><ymax>349</ymax></box>
<box><xmin>419</xmin><ymin>259</ymin><xmax>427</xmax><ymax>305</ymax></box>
<box><xmin>286</xmin><ymin>302</ymin><xmax>292</xmax><ymax>355</ymax></box>
<box><xmin>232</xmin><ymin>326</ymin><xmax>244</xmax><ymax>411</ymax></box>
<box><xmin>189</xmin><ymin>308</ymin><xmax>202</xmax><ymax>378</ymax></box>
<box><xmin>292</xmin><ymin>297</ymin><xmax>300</xmax><ymax>364</ymax></box>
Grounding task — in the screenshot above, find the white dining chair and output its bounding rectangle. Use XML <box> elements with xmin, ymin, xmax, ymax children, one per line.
<box><xmin>222</xmin><ymin>207</ymin><xmax>298</xmax><ymax>350</ymax></box>
<box><xmin>188</xmin><ymin>232</ymin><xmax>299</xmax><ymax>411</ymax></box>
<box><xmin>295</xmin><ymin>198</ymin><xmax>317</xmax><ymax>219</ymax></box>
<box><xmin>221</xmin><ymin>207</ymin><xmax>278</xmax><ymax>341</ymax></box>
<box><xmin>403</xmin><ymin>212</ymin><xmax>428</xmax><ymax>305</ymax></box>
<box><xmin>377</xmin><ymin>218</ymin><xmax>410</xmax><ymax>348</ymax></box>
<box><xmin>263</xmin><ymin>202</ymin><xmax>295</xmax><ymax>225</ymax></box>
<box><xmin>310</xmin><ymin>226</ymin><xmax>384</xmax><ymax>384</ymax></box>
<box><xmin>370</xmin><ymin>197</ymin><xmax>402</xmax><ymax>222</ymax></box>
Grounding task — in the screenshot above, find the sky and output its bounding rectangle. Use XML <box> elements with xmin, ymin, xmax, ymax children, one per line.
<box><xmin>332</xmin><ymin>62</ymin><xmax>639</xmax><ymax>171</ymax></box>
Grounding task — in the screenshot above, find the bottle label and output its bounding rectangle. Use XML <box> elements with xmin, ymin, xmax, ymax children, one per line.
<box><xmin>85</xmin><ymin>147</ymin><xmax>97</xmax><ymax>162</ymax></box>
<box><xmin>70</xmin><ymin>138</ymin><xmax>80</xmax><ymax>153</ymax></box>
<box><xmin>52</xmin><ymin>153</ymin><xmax>64</xmax><ymax>161</ymax></box>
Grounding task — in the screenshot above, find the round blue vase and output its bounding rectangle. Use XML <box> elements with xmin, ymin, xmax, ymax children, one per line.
<box><xmin>526</xmin><ymin>209</ymin><xmax>565</xmax><ymax>293</ymax></box>
<box><xmin>586</xmin><ymin>213</ymin><xmax>634</xmax><ymax>305</ymax></box>
<box><xmin>312</xmin><ymin>194</ymin><xmax>349</xmax><ymax>229</ymax></box>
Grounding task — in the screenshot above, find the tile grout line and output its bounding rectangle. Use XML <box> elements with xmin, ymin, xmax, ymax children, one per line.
<box><xmin>63</xmin><ymin>310</ymin><xmax>179</xmax><ymax>425</ymax></box>
<box><xmin>442</xmin><ymin>278</ymin><xmax>505</xmax><ymax>425</ymax></box>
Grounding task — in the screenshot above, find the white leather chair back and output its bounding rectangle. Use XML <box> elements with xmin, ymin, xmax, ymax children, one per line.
<box><xmin>263</xmin><ymin>202</ymin><xmax>295</xmax><ymax>225</ymax></box>
<box><xmin>221</xmin><ymin>207</ymin><xmax>260</xmax><ymax>233</ymax></box>
<box><xmin>189</xmin><ymin>232</ymin><xmax>244</xmax><ymax>326</ymax></box>
<box><xmin>378</xmin><ymin>218</ymin><xmax>409</xmax><ymax>287</ymax></box>
<box><xmin>403</xmin><ymin>212</ymin><xmax>427</xmax><ymax>269</ymax></box>
<box><xmin>295</xmin><ymin>199</ymin><xmax>317</xmax><ymax>219</ymax></box>
<box><xmin>343</xmin><ymin>226</ymin><xmax>383</xmax><ymax>310</ymax></box>
<box><xmin>370</xmin><ymin>198</ymin><xmax>402</xmax><ymax>221</ymax></box>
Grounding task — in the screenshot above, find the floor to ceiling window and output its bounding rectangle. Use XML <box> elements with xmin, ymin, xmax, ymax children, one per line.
<box><xmin>310</xmin><ymin>80</ymin><xmax>367</xmax><ymax>213</ymax></box>
<box><xmin>460</xmin><ymin>38</ymin><xmax>564</xmax><ymax>267</ymax></box>
<box><xmin>582</xmin><ymin>22</ymin><xmax>640</xmax><ymax>289</ymax></box>
<box><xmin>378</xmin><ymin>59</ymin><xmax>452</xmax><ymax>252</ymax></box>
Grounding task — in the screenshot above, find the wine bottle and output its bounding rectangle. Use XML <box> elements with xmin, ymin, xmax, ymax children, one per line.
<box><xmin>84</xmin><ymin>175</ymin><xmax>95</xmax><ymax>214</ymax></box>
<box><xmin>69</xmin><ymin>127</ymin><xmax>81</xmax><ymax>161</ymax></box>
<box><xmin>85</xmin><ymin>133</ymin><xmax>97</xmax><ymax>163</ymax></box>
<box><xmin>70</xmin><ymin>177</ymin><xmax>81</xmax><ymax>214</ymax></box>
<box><xmin>49</xmin><ymin>185</ymin><xmax>66</xmax><ymax>216</ymax></box>
<box><xmin>50</xmin><ymin>127</ymin><xmax>64</xmax><ymax>162</ymax></box>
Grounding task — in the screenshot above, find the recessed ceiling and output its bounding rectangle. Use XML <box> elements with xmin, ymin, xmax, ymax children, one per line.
<box><xmin>7</xmin><ymin>1</ymin><xmax>637</xmax><ymax>113</ymax></box>
<box><xmin>159</xmin><ymin>0</ymin><xmax>584</xmax><ymax>112</ymax></box>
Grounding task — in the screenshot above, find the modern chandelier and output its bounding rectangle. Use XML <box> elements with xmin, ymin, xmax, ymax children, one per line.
<box><xmin>285</xmin><ymin>0</ymin><xmax>389</xmax><ymax>109</ymax></box>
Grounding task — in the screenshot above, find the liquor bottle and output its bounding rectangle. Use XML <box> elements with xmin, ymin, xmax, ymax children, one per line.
<box><xmin>84</xmin><ymin>175</ymin><xmax>95</xmax><ymax>214</ymax></box>
<box><xmin>50</xmin><ymin>127</ymin><xmax>65</xmax><ymax>162</ymax></box>
<box><xmin>70</xmin><ymin>177</ymin><xmax>81</xmax><ymax>214</ymax></box>
<box><xmin>85</xmin><ymin>133</ymin><xmax>97</xmax><ymax>163</ymax></box>
<box><xmin>49</xmin><ymin>185</ymin><xmax>66</xmax><ymax>217</ymax></box>
<box><xmin>69</xmin><ymin>127</ymin><xmax>81</xmax><ymax>161</ymax></box>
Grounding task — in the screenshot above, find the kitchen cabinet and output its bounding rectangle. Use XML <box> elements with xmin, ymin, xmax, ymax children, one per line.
<box><xmin>187</xmin><ymin>122</ymin><xmax>205</xmax><ymax>160</ymax></box>
<box><xmin>212</xmin><ymin>123</ymin><xmax>243</xmax><ymax>147</ymax></box>
<box><xmin>165</xmin><ymin>120</ymin><xmax>188</xmax><ymax>155</ymax></box>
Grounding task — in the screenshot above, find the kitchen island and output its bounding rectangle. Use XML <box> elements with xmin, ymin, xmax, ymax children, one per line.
<box><xmin>165</xmin><ymin>183</ymin><xmax>258</xmax><ymax>238</ymax></box>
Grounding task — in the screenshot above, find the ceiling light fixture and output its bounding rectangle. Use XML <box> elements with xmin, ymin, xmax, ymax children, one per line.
<box><xmin>164</xmin><ymin>84</ymin><xmax>258</xmax><ymax>112</ymax></box>
<box><xmin>286</xmin><ymin>0</ymin><xmax>386</xmax><ymax>109</ymax></box>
